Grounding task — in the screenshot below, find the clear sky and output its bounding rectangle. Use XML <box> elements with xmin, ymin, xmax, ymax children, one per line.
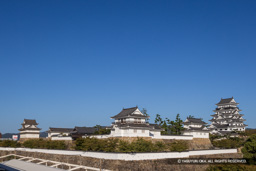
<box><xmin>0</xmin><ymin>1</ymin><xmax>256</xmax><ymax>133</ymax></box>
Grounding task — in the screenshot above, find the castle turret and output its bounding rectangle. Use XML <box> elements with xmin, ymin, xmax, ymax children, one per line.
<box><xmin>209</xmin><ymin>97</ymin><xmax>247</xmax><ymax>135</ymax></box>
<box><xmin>19</xmin><ymin>119</ymin><xmax>41</xmax><ymax>139</ymax></box>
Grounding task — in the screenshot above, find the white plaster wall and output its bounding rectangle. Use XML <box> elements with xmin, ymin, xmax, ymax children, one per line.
<box><xmin>111</xmin><ymin>128</ymin><xmax>150</xmax><ymax>137</ymax></box>
<box><xmin>133</xmin><ymin>108</ymin><xmax>143</xmax><ymax>115</ymax></box>
<box><xmin>0</xmin><ymin>147</ymin><xmax>237</xmax><ymax>161</ymax></box>
<box><xmin>51</xmin><ymin>137</ymin><xmax>72</xmax><ymax>141</ymax></box>
<box><xmin>120</xmin><ymin>129</ymin><xmax>150</xmax><ymax>137</ymax></box>
<box><xmin>152</xmin><ymin>135</ymin><xmax>193</xmax><ymax>140</ymax></box>
<box><xmin>48</xmin><ymin>132</ymin><xmax>70</xmax><ymax>138</ymax></box>
<box><xmin>115</xmin><ymin>118</ymin><xmax>146</xmax><ymax>123</ymax></box>
<box><xmin>86</xmin><ymin>135</ymin><xmax>110</xmax><ymax>139</ymax></box>
<box><xmin>20</xmin><ymin>133</ymin><xmax>39</xmax><ymax>139</ymax></box>
<box><xmin>183</xmin><ymin>132</ymin><xmax>209</xmax><ymax>138</ymax></box>
<box><xmin>20</xmin><ymin>130</ymin><xmax>40</xmax><ymax>133</ymax></box>
<box><xmin>149</xmin><ymin>131</ymin><xmax>161</xmax><ymax>137</ymax></box>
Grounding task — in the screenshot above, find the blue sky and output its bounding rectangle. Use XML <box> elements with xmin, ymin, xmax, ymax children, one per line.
<box><xmin>0</xmin><ymin>1</ymin><xmax>256</xmax><ymax>133</ymax></box>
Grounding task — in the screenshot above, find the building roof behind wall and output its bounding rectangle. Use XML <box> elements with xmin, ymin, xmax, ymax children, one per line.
<box><xmin>183</xmin><ymin>118</ymin><xmax>207</xmax><ymax>124</ymax></box>
<box><xmin>48</xmin><ymin>127</ymin><xmax>73</xmax><ymax>133</ymax></box>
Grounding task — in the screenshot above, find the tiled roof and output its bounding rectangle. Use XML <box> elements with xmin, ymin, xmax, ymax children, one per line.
<box><xmin>72</xmin><ymin>127</ymin><xmax>97</xmax><ymax>134</ymax></box>
<box><xmin>19</xmin><ymin>128</ymin><xmax>41</xmax><ymax>131</ymax></box>
<box><xmin>149</xmin><ymin>124</ymin><xmax>162</xmax><ymax>129</ymax></box>
<box><xmin>212</xmin><ymin>124</ymin><xmax>229</xmax><ymax>128</ymax></box>
<box><xmin>185</xmin><ymin>125</ymin><xmax>209</xmax><ymax>131</ymax></box>
<box><xmin>111</xmin><ymin>107</ymin><xmax>148</xmax><ymax>119</ymax></box>
<box><xmin>22</xmin><ymin>119</ymin><xmax>38</xmax><ymax>125</ymax></box>
<box><xmin>217</xmin><ymin>131</ymin><xmax>231</xmax><ymax>135</ymax></box>
<box><xmin>184</xmin><ymin>118</ymin><xmax>206</xmax><ymax>124</ymax></box>
<box><xmin>114</xmin><ymin>123</ymin><xmax>162</xmax><ymax>130</ymax></box>
<box><xmin>48</xmin><ymin>127</ymin><xmax>73</xmax><ymax>133</ymax></box>
<box><xmin>217</xmin><ymin>97</ymin><xmax>235</xmax><ymax>105</ymax></box>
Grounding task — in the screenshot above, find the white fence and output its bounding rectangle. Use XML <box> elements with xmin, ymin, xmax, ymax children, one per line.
<box><xmin>83</xmin><ymin>135</ymin><xmax>110</xmax><ymax>139</ymax></box>
<box><xmin>84</xmin><ymin>135</ymin><xmax>194</xmax><ymax>140</ymax></box>
<box><xmin>152</xmin><ymin>135</ymin><xmax>193</xmax><ymax>140</ymax></box>
<box><xmin>0</xmin><ymin>138</ymin><xmax>12</xmax><ymax>141</ymax></box>
<box><xmin>51</xmin><ymin>136</ymin><xmax>73</xmax><ymax>141</ymax></box>
<box><xmin>0</xmin><ymin>147</ymin><xmax>237</xmax><ymax>161</ymax></box>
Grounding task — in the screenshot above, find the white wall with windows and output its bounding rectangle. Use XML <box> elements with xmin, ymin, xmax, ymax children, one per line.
<box><xmin>183</xmin><ymin>131</ymin><xmax>209</xmax><ymax>138</ymax></box>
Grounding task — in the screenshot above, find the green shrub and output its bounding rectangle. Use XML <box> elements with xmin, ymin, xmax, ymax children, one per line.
<box><xmin>75</xmin><ymin>137</ymin><xmax>187</xmax><ymax>152</ymax></box>
<box><xmin>118</xmin><ymin>140</ymin><xmax>133</xmax><ymax>152</ymax></box>
<box><xmin>75</xmin><ymin>137</ymin><xmax>118</xmax><ymax>152</ymax></box>
<box><xmin>242</xmin><ymin>134</ymin><xmax>256</xmax><ymax>165</ymax></box>
<box><xmin>245</xmin><ymin>129</ymin><xmax>256</xmax><ymax>136</ymax></box>
<box><xmin>94</xmin><ymin>128</ymin><xmax>111</xmax><ymax>135</ymax></box>
<box><xmin>207</xmin><ymin>164</ymin><xmax>246</xmax><ymax>171</ymax></box>
<box><xmin>212</xmin><ymin>138</ymin><xmax>244</xmax><ymax>149</ymax></box>
<box><xmin>153</xmin><ymin>141</ymin><xmax>166</xmax><ymax>152</ymax></box>
<box><xmin>130</xmin><ymin>138</ymin><xmax>154</xmax><ymax>152</ymax></box>
<box><xmin>81</xmin><ymin>137</ymin><xmax>105</xmax><ymax>151</ymax></box>
<box><xmin>209</xmin><ymin>134</ymin><xmax>222</xmax><ymax>141</ymax></box>
<box><xmin>168</xmin><ymin>140</ymin><xmax>188</xmax><ymax>152</ymax></box>
<box><xmin>0</xmin><ymin>140</ymin><xmax>21</xmax><ymax>148</ymax></box>
<box><xmin>75</xmin><ymin>138</ymin><xmax>85</xmax><ymax>150</ymax></box>
<box><xmin>103</xmin><ymin>138</ymin><xmax>118</xmax><ymax>152</ymax></box>
<box><xmin>23</xmin><ymin>139</ymin><xmax>67</xmax><ymax>150</ymax></box>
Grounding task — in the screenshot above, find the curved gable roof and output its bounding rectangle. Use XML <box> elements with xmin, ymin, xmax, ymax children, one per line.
<box><xmin>22</xmin><ymin>119</ymin><xmax>38</xmax><ymax>125</ymax></box>
<box><xmin>217</xmin><ymin>97</ymin><xmax>237</xmax><ymax>105</ymax></box>
<box><xmin>111</xmin><ymin>107</ymin><xmax>147</xmax><ymax>119</ymax></box>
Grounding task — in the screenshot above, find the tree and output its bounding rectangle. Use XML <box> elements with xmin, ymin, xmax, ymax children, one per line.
<box><xmin>174</xmin><ymin>114</ymin><xmax>184</xmax><ymax>135</ymax></box>
<box><xmin>94</xmin><ymin>125</ymin><xmax>101</xmax><ymax>130</ymax></box>
<box><xmin>141</xmin><ymin>108</ymin><xmax>150</xmax><ymax>121</ymax></box>
<box><xmin>155</xmin><ymin>114</ymin><xmax>163</xmax><ymax>125</ymax></box>
<box><xmin>155</xmin><ymin>114</ymin><xmax>168</xmax><ymax>134</ymax></box>
<box><xmin>155</xmin><ymin>113</ymin><xmax>184</xmax><ymax>135</ymax></box>
<box><xmin>242</xmin><ymin>134</ymin><xmax>256</xmax><ymax>165</ymax></box>
<box><xmin>188</xmin><ymin>115</ymin><xmax>194</xmax><ymax>118</ymax></box>
<box><xmin>166</xmin><ymin>118</ymin><xmax>176</xmax><ymax>134</ymax></box>
<box><xmin>168</xmin><ymin>114</ymin><xmax>184</xmax><ymax>135</ymax></box>
<box><xmin>93</xmin><ymin>125</ymin><xmax>111</xmax><ymax>135</ymax></box>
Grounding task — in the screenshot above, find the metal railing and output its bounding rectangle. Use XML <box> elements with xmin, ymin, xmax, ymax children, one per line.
<box><xmin>0</xmin><ymin>153</ymin><xmax>111</xmax><ymax>171</ymax></box>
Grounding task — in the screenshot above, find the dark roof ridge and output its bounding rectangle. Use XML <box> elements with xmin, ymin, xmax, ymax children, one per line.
<box><xmin>22</xmin><ymin>119</ymin><xmax>38</xmax><ymax>125</ymax></box>
<box><xmin>123</xmin><ymin>106</ymin><xmax>138</xmax><ymax>110</ymax></box>
<box><xmin>217</xmin><ymin>97</ymin><xmax>237</xmax><ymax>105</ymax></box>
<box><xmin>111</xmin><ymin>107</ymin><xmax>147</xmax><ymax>119</ymax></box>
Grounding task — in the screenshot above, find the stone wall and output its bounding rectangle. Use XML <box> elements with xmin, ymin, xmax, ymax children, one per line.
<box><xmin>0</xmin><ymin>147</ymin><xmax>243</xmax><ymax>171</ymax></box>
<box><xmin>0</xmin><ymin>149</ymin><xmax>242</xmax><ymax>171</ymax></box>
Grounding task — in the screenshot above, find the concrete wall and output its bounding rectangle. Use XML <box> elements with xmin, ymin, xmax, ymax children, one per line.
<box><xmin>85</xmin><ymin>135</ymin><xmax>110</xmax><ymax>139</ymax></box>
<box><xmin>110</xmin><ymin>127</ymin><xmax>150</xmax><ymax>137</ymax></box>
<box><xmin>51</xmin><ymin>136</ymin><xmax>72</xmax><ymax>141</ymax></box>
<box><xmin>20</xmin><ymin>133</ymin><xmax>40</xmax><ymax>139</ymax></box>
<box><xmin>153</xmin><ymin>135</ymin><xmax>193</xmax><ymax>140</ymax></box>
<box><xmin>0</xmin><ymin>147</ymin><xmax>237</xmax><ymax>161</ymax></box>
<box><xmin>48</xmin><ymin>132</ymin><xmax>71</xmax><ymax>138</ymax></box>
<box><xmin>183</xmin><ymin>132</ymin><xmax>209</xmax><ymax>138</ymax></box>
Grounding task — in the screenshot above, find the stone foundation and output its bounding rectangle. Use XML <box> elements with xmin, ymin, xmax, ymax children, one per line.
<box><xmin>0</xmin><ymin>149</ymin><xmax>243</xmax><ymax>171</ymax></box>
